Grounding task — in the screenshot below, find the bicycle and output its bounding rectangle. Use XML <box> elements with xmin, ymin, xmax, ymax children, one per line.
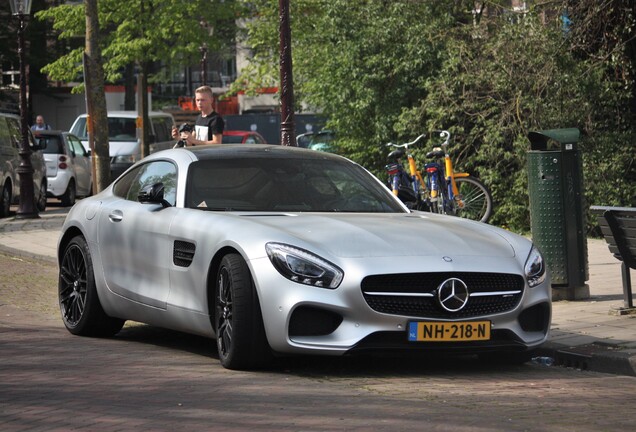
<box><xmin>385</xmin><ymin>131</ymin><xmax>493</xmax><ymax>223</ymax></box>
<box><xmin>385</xmin><ymin>133</ymin><xmax>429</xmax><ymax>211</ymax></box>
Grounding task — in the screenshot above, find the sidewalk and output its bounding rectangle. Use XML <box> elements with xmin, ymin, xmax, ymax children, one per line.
<box><xmin>1</xmin><ymin>208</ymin><xmax>635</xmax><ymax>376</ymax></box>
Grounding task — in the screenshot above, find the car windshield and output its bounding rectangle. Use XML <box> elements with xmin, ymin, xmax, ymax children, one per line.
<box><xmin>70</xmin><ymin>117</ymin><xmax>138</xmax><ymax>142</ymax></box>
<box><xmin>185</xmin><ymin>156</ymin><xmax>405</xmax><ymax>213</ymax></box>
<box><xmin>38</xmin><ymin>135</ymin><xmax>65</xmax><ymax>154</ymax></box>
<box><xmin>297</xmin><ymin>131</ymin><xmax>335</xmax><ymax>149</ymax></box>
<box><xmin>222</xmin><ymin>135</ymin><xmax>245</xmax><ymax>144</ymax></box>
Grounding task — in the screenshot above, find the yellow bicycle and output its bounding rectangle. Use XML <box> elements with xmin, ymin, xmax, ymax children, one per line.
<box><xmin>386</xmin><ymin>131</ymin><xmax>493</xmax><ymax>223</ymax></box>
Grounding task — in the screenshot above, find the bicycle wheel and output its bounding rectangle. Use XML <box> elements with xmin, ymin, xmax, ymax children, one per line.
<box><xmin>452</xmin><ymin>176</ymin><xmax>493</xmax><ymax>223</ymax></box>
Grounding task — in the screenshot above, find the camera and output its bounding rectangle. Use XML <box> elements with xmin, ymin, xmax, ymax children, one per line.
<box><xmin>178</xmin><ymin>123</ymin><xmax>193</xmax><ymax>133</ymax></box>
<box><xmin>174</xmin><ymin>123</ymin><xmax>194</xmax><ymax>148</ymax></box>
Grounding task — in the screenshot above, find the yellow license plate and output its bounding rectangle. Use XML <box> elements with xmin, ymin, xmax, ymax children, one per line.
<box><xmin>408</xmin><ymin>321</ymin><xmax>491</xmax><ymax>342</ymax></box>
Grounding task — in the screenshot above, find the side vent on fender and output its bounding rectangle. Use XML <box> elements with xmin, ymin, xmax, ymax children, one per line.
<box><xmin>173</xmin><ymin>240</ymin><xmax>196</xmax><ymax>267</ymax></box>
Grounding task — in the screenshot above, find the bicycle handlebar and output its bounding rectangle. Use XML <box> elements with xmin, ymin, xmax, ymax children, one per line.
<box><xmin>433</xmin><ymin>130</ymin><xmax>451</xmax><ymax>146</ymax></box>
<box><xmin>385</xmin><ymin>129</ymin><xmax>451</xmax><ymax>150</ymax></box>
<box><xmin>385</xmin><ymin>133</ymin><xmax>426</xmax><ymax>149</ymax></box>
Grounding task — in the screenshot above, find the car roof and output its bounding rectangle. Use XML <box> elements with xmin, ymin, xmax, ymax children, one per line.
<box><xmin>33</xmin><ymin>130</ymin><xmax>66</xmax><ymax>134</ymax></box>
<box><xmin>77</xmin><ymin>111</ymin><xmax>172</xmax><ymax>118</ymax></box>
<box><xmin>33</xmin><ymin>130</ymin><xmax>78</xmax><ymax>138</ymax></box>
<box><xmin>153</xmin><ymin>144</ymin><xmax>346</xmax><ymax>162</ymax></box>
<box><xmin>223</xmin><ymin>130</ymin><xmax>258</xmax><ymax>136</ymax></box>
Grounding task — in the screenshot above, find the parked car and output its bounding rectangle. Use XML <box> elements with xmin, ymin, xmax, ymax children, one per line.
<box><xmin>69</xmin><ymin>111</ymin><xmax>175</xmax><ymax>180</ymax></box>
<box><xmin>35</xmin><ymin>131</ymin><xmax>92</xmax><ymax>207</ymax></box>
<box><xmin>222</xmin><ymin>130</ymin><xmax>267</xmax><ymax>144</ymax></box>
<box><xmin>57</xmin><ymin>144</ymin><xmax>551</xmax><ymax>370</ymax></box>
<box><xmin>296</xmin><ymin>130</ymin><xmax>336</xmax><ymax>152</ymax></box>
<box><xmin>0</xmin><ymin>112</ymin><xmax>48</xmax><ymax>217</ymax></box>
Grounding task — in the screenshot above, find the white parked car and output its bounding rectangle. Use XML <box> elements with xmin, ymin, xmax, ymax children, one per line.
<box><xmin>69</xmin><ymin>111</ymin><xmax>175</xmax><ymax>180</ymax></box>
<box><xmin>57</xmin><ymin>145</ymin><xmax>551</xmax><ymax>370</ymax></box>
<box><xmin>36</xmin><ymin>131</ymin><xmax>92</xmax><ymax>206</ymax></box>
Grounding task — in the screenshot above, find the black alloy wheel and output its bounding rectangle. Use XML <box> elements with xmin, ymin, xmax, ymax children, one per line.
<box><xmin>59</xmin><ymin>236</ymin><xmax>124</xmax><ymax>336</ymax></box>
<box><xmin>215</xmin><ymin>253</ymin><xmax>271</xmax><ymax>370</ymax></box>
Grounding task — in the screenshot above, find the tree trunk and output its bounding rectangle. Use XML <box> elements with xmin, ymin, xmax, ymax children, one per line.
<box><xmin>138</xmin><ymin>62</ymin><xmax>150</xmax><ymax>158</ymax></box>
<box><xmin>124</xmin><ymin>64</ymin><xmax>135</xmax><ymax>111</ymax></box>
<box><xmin>85</xmin><ymin>0</ymin><xmax>110</xmax><ymax>192</ymax></box>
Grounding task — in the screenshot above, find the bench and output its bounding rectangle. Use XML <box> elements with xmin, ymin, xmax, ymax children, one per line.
<box><xmin>590</xmin><ymin>206</ymin><xmax>636</xmax><ymax>311</ymax></box>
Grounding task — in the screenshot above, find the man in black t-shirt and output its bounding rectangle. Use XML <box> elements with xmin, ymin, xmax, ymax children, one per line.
<box><xmin>172</xmin><ymin>86</ymin><xmax>225</xmax><ymax>145</ymax></box>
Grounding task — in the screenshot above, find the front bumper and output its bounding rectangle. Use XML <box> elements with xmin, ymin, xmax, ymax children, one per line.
<box><xmin>250</xmin><ymin>254</ymin><xmax>551</xmax><ymax>357</ymax></box>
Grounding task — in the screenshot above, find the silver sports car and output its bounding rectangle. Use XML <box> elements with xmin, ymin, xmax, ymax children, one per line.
<box><xmin>57</xmin><ymin>145</ymin><xmax>551</xmax><ymax>370</ymax></box>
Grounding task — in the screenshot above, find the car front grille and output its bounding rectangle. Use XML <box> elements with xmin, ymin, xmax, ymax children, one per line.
<box><xmin>361</xmin><ymin>272</ymin><xmax>525</xmax><ymax>319</ymax></box>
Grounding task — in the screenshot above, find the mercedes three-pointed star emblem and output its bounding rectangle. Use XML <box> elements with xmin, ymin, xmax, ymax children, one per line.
<box><xmin>437</xmin><ymin>278</ymin><xmax>469</xmax><ymax>312</ymax></box>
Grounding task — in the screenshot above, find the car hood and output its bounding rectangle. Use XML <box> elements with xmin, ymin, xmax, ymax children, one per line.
<box><xmin>79</xmin><ymin>139</ymin><xmax>138</xmax><ymax>157</ymax></box>
<box><xmin>108</xmin><ymin>140</ymin><xmax>139</xmax><ymax>157</ymax></box>
<box><xmin>244</xmin><ymin>212</ymin><xmax>515</xmax><ymax>259</ymax></box>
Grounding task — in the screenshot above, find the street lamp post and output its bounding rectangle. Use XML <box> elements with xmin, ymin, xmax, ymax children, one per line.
<box><xmin>200</xmin><ymin>44</ymin><xmax>208</xmax><ymax>86</ymax></box>
<box><xmin>10</xmin><ymin>0</ymin><xmax>38</xmax><ymax>219</ymax></box>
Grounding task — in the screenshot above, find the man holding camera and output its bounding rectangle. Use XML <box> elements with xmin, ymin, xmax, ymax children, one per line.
<box><xmin>172</xmin><ymin>85</ymin><xmax>225</xmax><ymax>146</ymax></box>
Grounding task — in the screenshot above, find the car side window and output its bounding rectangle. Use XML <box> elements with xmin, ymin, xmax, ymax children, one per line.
<box><xmin>112</xmin><ymin>166</ymin><xmax>142</xmax><ymax>198</ymax></box>
<box><xmin>68</xmin><ymin>136</ymin><xmax>86</xmax><ymax>156</ymax></box>
<box><xmin>5</xmin><ymin>117</ymin><xmax>22</xmax><ymax>149</ymax></box>
<box><xmin>0</xmin><ymin>117</ymin><xmax>10</xmax><ymax>150</ymax></box>
<box><xmin>126</xmin><ymin>161</ymin><xmax>178</xmax><ymax>206</ymax></box>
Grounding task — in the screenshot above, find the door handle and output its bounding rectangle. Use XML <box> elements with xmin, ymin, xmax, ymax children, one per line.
<box><xmin>108</xmin><ymin>210</ymin><xmax>123</xmax><ymax>222</ymax></box>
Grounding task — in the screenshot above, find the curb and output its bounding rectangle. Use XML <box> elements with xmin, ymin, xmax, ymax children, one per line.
<box><xmin>0</xmin><ymin>243</ymin><xmax>58</xmax><ymax>265</ymax></box>
<box><xmin>539</xmin><ymin>342</ymin><xmax>636</xmax><ymax>376</ymax></box>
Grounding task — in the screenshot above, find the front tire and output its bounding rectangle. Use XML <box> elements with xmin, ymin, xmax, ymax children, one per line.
<box><xmin>59</xmin><ymin>236</ymin><xmax>124</xmax><ymax>336</ymax></box>
<box><xmin>215</xmin><ymin>253</ymin><xmax>271</xmax><ymax>370</ymax></box>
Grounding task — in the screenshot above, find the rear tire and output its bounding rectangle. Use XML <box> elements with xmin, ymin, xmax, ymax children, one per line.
<box><xmin>59</xmin><ymin>236</ymin><xmax>125</xmax><ymax>336</ymax></box>
<box><xmin>61</xmin><ymin>180</ymin><xmax>76</xmax><ymax>207</ymax></box>
<box><xmin>453</xmin><ymin>176</ymin><xmax>493</xmax><ymax>223</ymax></box>
<box><xmin>36</xmin><ymin>180</ymin><xmax>47</xmax><ymax>212</ymax></box>
<box><xmin>215</xmin><ymin>253</ymin><xmax>272</xmax><ymax>370</ymax></box>
<box><xmin>0</xmin><ymin>182</ymin><xmax>11</xmax><ymax>218</ymax></box>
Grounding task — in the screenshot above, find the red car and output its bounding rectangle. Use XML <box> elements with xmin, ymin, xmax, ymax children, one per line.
<box><xmin>222</xmin><ymin>130</ymin><xmax>267</xmax><ymax>144</ymax></box>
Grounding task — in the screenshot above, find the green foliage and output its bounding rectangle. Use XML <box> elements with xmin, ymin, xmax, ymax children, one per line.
<box><xmin>236</xmin><ymin>0</ymin><xmax>635</xmax><ymax>233</ymax></box>
<box><xmin>35</xmin><ymin>0</ymin><xmax>239</xmax><ymax>92</ymax></box>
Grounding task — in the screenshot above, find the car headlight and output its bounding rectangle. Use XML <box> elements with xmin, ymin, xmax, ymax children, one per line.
<box><xmin>113</xmin><ymin>155</ymin><xmax>136</xmax><ymax>164</ymax></box>
<box><xmin>525</xmin><ymin>245</ymin><xmax>546</xmax><ymax>288</ymax></box>
<box><xmin>266</xmin><ymin>242</ymin><xmax>343</xmax><ymax>289</ymax></box>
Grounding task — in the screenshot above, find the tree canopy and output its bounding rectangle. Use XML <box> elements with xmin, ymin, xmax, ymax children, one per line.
<box><xmin>235</xmin><ymin>0</ymin><xmax>636</xmax><ymax>232</ymax></box>
<box><xmin>36</xmin><ymin>0</ymin><xmax>239</xmax><ymax>91</ymax></box>
<box><xmin>31</xmin><ymin>0</ymin><xmax>636</xmax><ymax>232</ymax></box>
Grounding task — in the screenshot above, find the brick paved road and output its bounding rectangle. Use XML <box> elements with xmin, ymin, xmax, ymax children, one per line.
<box><xmin>1</xmin><ymin>253</ymin><xmax>636</xmax><ymax>431</ymax></box>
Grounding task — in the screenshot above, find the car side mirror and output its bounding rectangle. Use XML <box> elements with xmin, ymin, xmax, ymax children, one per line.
<box><xmin>138</xmin><ymin>182</ymin><xmax>171</xmax><ymax>208</ymax></box>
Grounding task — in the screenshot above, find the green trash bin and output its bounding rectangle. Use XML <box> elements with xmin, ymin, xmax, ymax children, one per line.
<box><xmin>527</xmin><ymin>128</ymin><xmax>589</xmax><ymax>300</ymax></box>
